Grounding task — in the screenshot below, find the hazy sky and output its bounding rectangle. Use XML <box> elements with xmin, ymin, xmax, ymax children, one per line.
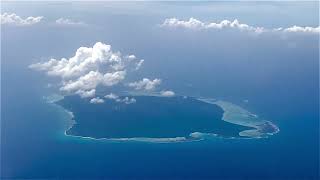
<box><xmin>2</xmin><ymin>1</ymin><xmax>319</xmax><ymax>101</ymax></box>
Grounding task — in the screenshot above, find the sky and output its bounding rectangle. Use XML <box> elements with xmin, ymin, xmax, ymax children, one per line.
<box><xmin>1</xmin><ymin>1</ymin><xmax>319</xmax><ymax>100</ymax></box>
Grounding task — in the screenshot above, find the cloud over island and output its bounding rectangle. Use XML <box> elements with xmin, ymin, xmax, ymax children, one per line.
<box><xmin>160</xmin><ymin>90</ymin><xmax>175</xmax><ymax>97</ymax></box>
<box><xmin>29</xmin><ymin>42</ymin><xmax>174</xmax><ymax>103</ymax></box>
<box><xmin>128</xmin><ymin>78</ymin><xmax>161</xmax><ymax>91</ymax></box>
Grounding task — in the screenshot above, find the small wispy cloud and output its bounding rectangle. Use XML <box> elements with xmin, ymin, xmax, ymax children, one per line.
<box><xmin>76</xmin><ymin>89</ymin><xmax>96</xmax><ymax>98</ymax></box>
<box><xmin>104</xmin><ymin>93</ymin><xmax>136</xmax><ymax>104</ymax></box>
<box><xmin>90</xmin><ymin>97</ymin><xmax>104</xmax><ymax>104</ymax></box>
<box><xmin>161</xmin><ymin>18</ymin><xmax>320</xmax><ymax>34</ymax></box>
<box><xmin>128</xmin><ymin>78</ymin><xmax>161</xmax><ymax>91</ymax></box>
<box><xmin>161</xmin><ymin>18</ymin><xmax>265</xmax><ymax>33</ymax></box>
<box><xmin>55</xmin><ymin>18</ymin><xmax>86</xmax><ymax>26</ymax></box>
<box><xmin>160</xmin><ymin>90</ymin><xmax>175</xmax><ymax>97</ymax></box>
<box><xmin>281</xmin><ymin>26</ymin><xmax>320</xmax><ymax>33</ymax></box>
<box><xmin>104</xmin><ymin>93</ymin><xmax>119</xmax><ymax>100</ymax></box>
<box><xmin>1</xmin><ymin>13</ymin><xmax>43</xmax><ymax>26</ymax></box>
<box><xmin>117</xmin><ymin>97</ymin><xmax>136</xmax><ymax>104</ymax></box>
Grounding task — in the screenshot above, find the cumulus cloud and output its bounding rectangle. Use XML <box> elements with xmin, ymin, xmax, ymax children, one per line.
<box><xmin>55</xmin><ymin>18</ymin><xmax>85</xmax><ymax>26</ymax></box>
<box><xmin>160</xmin><ymin>90</ymin><xmax>175</xmax><ymax>97</ymax></box>
<box><xmin>102</xmin><ymin>71</ymin><xmax>126</xmax><ymax>86</ymax></box>
<box><xmin>60</xmin><ymin>71</ymin><xmax>103</xmax><ymax>92</ymax></box>
<box><xmin>29</xmin><ymin>42</ymin><xmax>129</xmax><ymax>79</ymax></box>
<box><xmin>90</xmin><ymin>97</ymin><xmax>104</xmax><ymax>104</ymax></box>
<box><xmin>29</xmin><ymin>42</ymin><xmax>148</xmax><ymax>99</ymax></box>
<box><xmin>1</xmin><ymin>13</ymin><xmax>43</xmax><ymax>26</ymax></box>
<box><xmin>128</xmin><ymin>78</ymin><xmax>161</xmax><ymax>91</ymax></box>
<box><xmin>161</xmin><ymin>18</ymin><xmax>320</xmax><ymax>34</ymax></box>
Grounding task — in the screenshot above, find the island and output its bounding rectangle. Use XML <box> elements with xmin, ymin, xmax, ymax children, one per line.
<box><xmin>54</xmin><ymin>95</ymin><xmax>279</xmax><ymax>142</ymax></box>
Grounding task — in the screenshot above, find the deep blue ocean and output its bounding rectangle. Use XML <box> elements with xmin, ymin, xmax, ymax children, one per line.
<box><xmin>2</xmin><ymin>51</ymin><xmax>319</xmax><ymax>179</ymax></box>
<box><xmin>1</xmin><ymin>2</ymin><xmax>319</xmax><ymax>179</ymax></box>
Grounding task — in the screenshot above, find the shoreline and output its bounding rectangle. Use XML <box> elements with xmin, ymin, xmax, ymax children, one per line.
<box><xmin>198</xmin><ymin>99</ymin><xmax>280</xmax><ymax>138</ymax></box>
<box><xmin>47</xmin><ymin>94</ymin><xmax>279</xmax><ymax>143</ymax></box>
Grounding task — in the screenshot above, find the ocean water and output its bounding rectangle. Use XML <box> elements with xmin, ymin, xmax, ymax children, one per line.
<box><xmin>2</xmin><ymin>68</ymin><xmax>318</xmax><ymax>179</ymax></box>
<box><xmin>1</xmin><ymin>1</ymin><xmax>319</xmax><ymax>179</ymax></box>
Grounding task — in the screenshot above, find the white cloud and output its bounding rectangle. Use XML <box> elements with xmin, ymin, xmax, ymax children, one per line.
<box><xmin>29</xmin><ymin>42</ymin><xmax>136</xmax><ymax>79</ymax></box>
<box><xmin>117</xmin><ymin>97</ymin><xmax>136</xmax><ymax>104</ymax></box>
<box><xmin>126</xmin><ymin>55</ymin><xmax>136</xmax><ymax>60</ymax></box>
<box><xmin>55</xmin><ymin>18</ymin><xmax>85</xmax><ymax>26</ymax></box>
<box><xmin>104</xmin><ymin>93</ymin><xmax>119</xmax><ymax>100</ymax></box>
<box><xmin>1</xmin><ymin>13</ymin><xmax>43</xmax><ymax>26</ymax></box>
<box><xmin>76</xmin><ymin>89</ymin><xmax>96</xmax><ymax>98</ymax></box>
<box><xmin>54</xmin><ymin>70</ymin><xmax>124</xmax><ymax>93</ymax></box>
<box><xmin>128</xmin><ymin>78</ymin><xmax>161</xmax><ymax>91</ymax></box>
<box><xmin>90</xmin><ymin>97</ymin><xmax>104</xmax><ymax>104</ymax></box>
<box><xmin>161</xmin><ymin>18</ymin><xmax>320</xmax><ymax>34</ymax></box>
<box><xmin>282</xmin><ymin>26</ymin><xmax>320</xmax><ymax>33</ymax></box>
<box><xmin>60</xmin><ymin>71</ymin><xmax>103</xmax><ymax>92</ymax></box>
<box><xmin>102</xmin><ymin>71</ymin><xmax>126</xmax><ymax>86</ymax></box>
<box><xmin>29</xmin><ymin>42</ymin><xmax>146</xmax><ymax>98</ymax></box>
<box><xmin>161</xmin><ymin>18</ymin><xmax>264</xmax><ymax>33</ymax></box>
<box><xmin>104</xmin><ymin>93</ymin><xmax>136</xmax><ymax>104</ymax></box>
<box><xmin>160</xmin><ymin>90</ymin><xmax>175</xmax><ymax>97</ymax></box>
<box><xmin>135</xmin><ymin>59</ymin><xmax>144</xmax><ymax>70</ymax></box>
<box><xmin>161</xmin><ymin>18</ymin><xmax>205</xmax><ymax>29</ymax></box>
